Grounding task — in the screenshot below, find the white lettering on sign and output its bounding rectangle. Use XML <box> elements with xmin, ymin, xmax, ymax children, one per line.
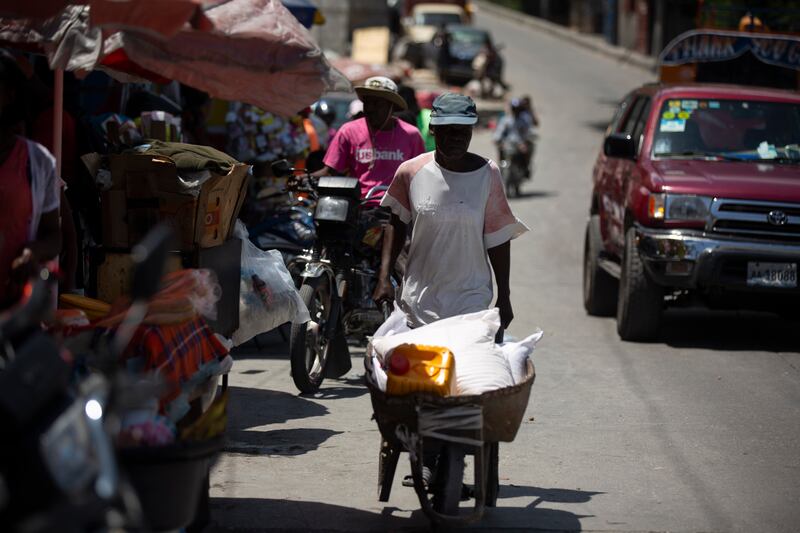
<box><xmin>355</xmin><ymin>148</ymin><xmax>406</xmax><ymax>164</ymax></box>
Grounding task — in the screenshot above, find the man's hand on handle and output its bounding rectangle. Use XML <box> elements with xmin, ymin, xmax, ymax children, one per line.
<box><xmin>372</xmin><ymin>277</ymin><xmax>395</xmax><ymax>308</ymax></box>
<box><xmin>495</xmin><ymin>294</ymin><xmax>514</xmax><ymax>330</ymax></box>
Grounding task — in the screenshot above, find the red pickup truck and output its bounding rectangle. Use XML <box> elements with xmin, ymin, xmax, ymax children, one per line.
<box><xmin>583</xmin><ymin>83</ymin><xmax>800</xmax><ymax>341</ymax></box>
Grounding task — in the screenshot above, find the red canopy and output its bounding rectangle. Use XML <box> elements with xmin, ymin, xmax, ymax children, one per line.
<box><xmin>0</xmin><ymin>0</ymin><xmax>349</xmax><ymax>115</ymax></box>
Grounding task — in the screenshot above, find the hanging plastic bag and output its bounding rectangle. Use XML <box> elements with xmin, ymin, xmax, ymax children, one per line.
<box><xmin>231</xmin><ymin>221</ymin><xmax>310</xmax><ymax>346</ymax></box>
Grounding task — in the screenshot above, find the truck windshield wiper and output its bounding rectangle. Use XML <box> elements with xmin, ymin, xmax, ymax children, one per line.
<box><xmin>655</xmin><ymin>151</ymin><xmax>748</xmax><ymax>161</ymax></box>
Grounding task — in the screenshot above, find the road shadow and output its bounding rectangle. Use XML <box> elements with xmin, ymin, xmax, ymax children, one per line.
<box><xmin>304</xmin><ymin>374</ymin><xmax>370</xmax><ymax>400</ymax></box>
<box><xmin>208</xmin><ymin>492</ymin><xmax>594</xmax><ymax>531</ymax></box>
<box><xmin>224</xmin><ymin>386</ymin><xmax>338</xmax><ymax>456</ymax></box>
<box><xmin>596</xmin><ymin>97</ymin><xmax>622</xmax><ymax>107</ymax></box>
<box><xmin>499</xmin><ymin>484</ymin><xmax>602</xmax><ymax>504</ymax></box>
<box><xmin>209</xmin><ymin>497</ymin><xmax>426</xmax><ymax>532</ymax></box>
<box><xmin>583</xmin><ymin>119</ymin><xmax>611</xmax><ymax>132</ymax></box>
<box><xmin>508</xmin><ymin>190</ymin><xmax>558</xmax><ymax>200</ymax></box>
<box><xmin>659</xmin><ymin>309</ymin><xmax>800</xmax><ymax>353</ymax></box>
<box><xmin>232</xmin><ymin>328</ymin><xmax>289</xmax><ymax>360</ymax></box>
<box><xmin>224</xmin><ymin>427</ymin><xmax>342</xmax><ymax>456</ymax></box>
<box><xmin>227</xmin><ymin>385</ymin><xmax>327</xmax><ymax>428</ymax></box>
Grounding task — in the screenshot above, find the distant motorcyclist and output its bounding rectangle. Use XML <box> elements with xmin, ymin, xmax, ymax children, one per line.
<box><xmin>314</xmin><ymin>98</ymin><xmax>338</xmax><ymax>144</ymax></box>
<box><xmin>493</xmin><ymin>98</ymin><xmax>535</xmax><ymax>178</ymax></box>
<box><xmin>473</xmin><ymin>40</ymin><xmax>508</xmax><ymax>99</ymax></box>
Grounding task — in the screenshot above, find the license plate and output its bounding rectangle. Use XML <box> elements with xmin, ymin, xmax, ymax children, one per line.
<box><xmin>746</xmin><ymin>262</ymin><xmax>798</xmax><ymax>288</ymax></box>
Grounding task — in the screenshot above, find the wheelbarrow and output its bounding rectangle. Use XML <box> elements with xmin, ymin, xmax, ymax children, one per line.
<box><xmin>365</xmin><ymin>355</ymin><xmax>535</xmax><ymax>527</ymax></box>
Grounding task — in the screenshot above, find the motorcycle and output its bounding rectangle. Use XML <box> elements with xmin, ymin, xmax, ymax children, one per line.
<box><xmin>272</xmin><ymin>159</ymin><xmax>394</xmax><ymax>393</ymax></box>
<box><xmin>0</xmin><ymin>227</ymin><xmax>172</xmax><ymax>532</ymax></box>
<box><xmin>499</xmin><ymin>129</ymin><xmax>537</xmax><ymax>199</ymax></box>
<box><xmin>249</xmin><ymin>203</ymin><xmax>316</xmax><ymax>284</ymax></box>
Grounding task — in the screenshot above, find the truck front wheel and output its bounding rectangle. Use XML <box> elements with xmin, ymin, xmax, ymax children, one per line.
<box><xmin>583</xmin><ymin>215</ymin><xmax>617</xmax><ymax>316</ymax></box>
<box><xmin>617</xmin><ymin>227</ymin><xmax>663</xmax><ymax>341</ymax></box>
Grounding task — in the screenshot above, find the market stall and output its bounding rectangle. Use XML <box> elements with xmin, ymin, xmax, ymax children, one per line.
<box><xmin>0</xmin><ymin>0</ymin><xmax>348</xmax><ymax>529</ymax></box>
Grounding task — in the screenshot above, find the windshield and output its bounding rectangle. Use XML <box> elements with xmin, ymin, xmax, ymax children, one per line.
<box><xmin>449</xmin><ymin>29</ymin><xmax>488</xmax><ymax>46</ymax></box>
<box><xmin>652</xmin><ymin>98</ymin><xmax>800</xmax><ymax>162</ymax></box>
<box><xmin>417</xmin><ymin>12</ymin><xmax>462</xmax><ymax>26</ymax></box>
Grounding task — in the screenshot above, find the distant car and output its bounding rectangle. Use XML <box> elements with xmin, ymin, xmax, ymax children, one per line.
<box><xmin>583</xmin><ymin>83</ymin><xmax>800</xmax><ymax>341</ymax></box>
<box><xmin>430</xmin><ymin>25</ymin><xmax>494</xmax><ymax>84</ymax></box>
<box><xmin>400</xmin><ymin>3</ymin><xmax>467</xmax><ymax>67</ymax></box>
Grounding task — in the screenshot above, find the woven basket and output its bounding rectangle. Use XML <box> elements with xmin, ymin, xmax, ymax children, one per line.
<box><xmin>365</xmin><ymin>356</ymin><xmax>535</xmax><ymax>443</ymax></box>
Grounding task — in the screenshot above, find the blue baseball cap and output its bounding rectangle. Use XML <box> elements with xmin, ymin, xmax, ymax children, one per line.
<box><xmin>429</xmin><ymin>93</ymin><xmax>478</xmax><ymax>126</ymax></box>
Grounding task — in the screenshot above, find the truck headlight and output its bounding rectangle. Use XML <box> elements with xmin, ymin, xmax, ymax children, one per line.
<box><xmin>649</xmin><ymin>194</ymin><xmax>712</xmax><ymax>222</ymax></box>
<box><xmin>315</xmin><ymin>197</ymin><xmax>351</xmax><ymax>222</ymax></box>
<box><xmin>666</xmin><ymin>195</ymin><xmax>712</xmax><ymax>221</ymax></box>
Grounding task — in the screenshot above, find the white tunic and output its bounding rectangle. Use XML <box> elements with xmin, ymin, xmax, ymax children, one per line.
<box><xmin>381</xmin><ymin>152</ymin><xmax>528</xmax><ymax>327</ymax></box>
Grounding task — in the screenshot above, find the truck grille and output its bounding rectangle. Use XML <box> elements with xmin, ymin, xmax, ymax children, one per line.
<box><xmin>710</xmin><ymin>199</ymin><xmax>800</xmax><ymax>242</ymax></box>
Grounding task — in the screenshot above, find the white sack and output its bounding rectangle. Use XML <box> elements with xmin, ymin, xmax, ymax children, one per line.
<box><xmin>371</xmin><ymin>308</ymin><xmax>515</xmax><ymax>395</ymax></box>
<box><xmin>500</xmin><ymin>330</ymin><xmax>543</xmax><ymax>384</ymax></box>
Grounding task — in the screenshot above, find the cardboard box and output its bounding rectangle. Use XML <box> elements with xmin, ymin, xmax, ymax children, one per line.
<box><xmin>103</xmin><ymin>153</ymin><xmax>250</xmax><ymax>251</ymax></box>
<box><xmin>95</xmin><ymin>251</ymin><xmax>182</xmax><ymax>304</ymax></box>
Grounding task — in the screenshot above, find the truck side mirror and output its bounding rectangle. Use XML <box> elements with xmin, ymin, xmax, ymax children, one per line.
<box><xmin>604</xmin><ymin>133</ymin><xmax>636</xmax><ymax>159</ymax></box>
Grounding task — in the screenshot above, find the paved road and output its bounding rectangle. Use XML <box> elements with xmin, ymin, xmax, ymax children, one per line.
<box><xmin>209</xmin><ymin>9</ymin><xmax>800</xmax><ymax>532</ymax></box>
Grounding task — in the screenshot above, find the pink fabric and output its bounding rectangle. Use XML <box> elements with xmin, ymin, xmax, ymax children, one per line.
<box><xmin>0</xmin><ymin>0</ymin><xmax>350</xmax><ymax>117</ymax></box>
<box><xmin>324</xmin><ymin>117</ymin><xmax>425</xmax><ymax>197</ymax></box>
<box><xmin>483</xmin><ymin>161</ymin><xmax>518</xmax><ymax>235</ymax></box>
<box><xmin>117</xmin><ymin>0</ymin><xmax>350</xmax><ymax>117</ymax></box>
<box><xmin>0</xmin><ymin>139</ymin><xmax>32</xmax><ymax>306</ymax></box>
<box><xmin>90</xmin><ymin>0</ymin><xmax>210</xmax><ymax>37</ymax></box>
<box><xmin>384</xmin><ymin>152</ymin><xmax>433</xmax><ymax>221</ymax></box>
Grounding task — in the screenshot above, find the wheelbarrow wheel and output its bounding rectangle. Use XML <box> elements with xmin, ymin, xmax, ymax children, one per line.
<box><xmin>432</xmin><ymin>444</ymin><xmax>465</xmax><ymax>515</ymax></box>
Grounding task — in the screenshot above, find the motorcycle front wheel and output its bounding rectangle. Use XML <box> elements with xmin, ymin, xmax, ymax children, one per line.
<box><xmin>290</xmin><ymin>277</ymin><xmax>332</xmax><ymax>393</ymax></box>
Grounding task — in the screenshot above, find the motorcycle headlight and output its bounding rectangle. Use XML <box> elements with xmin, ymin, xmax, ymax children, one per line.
<box><xmin>649</xmin><ymin>194</ymin><xmax>712</xmax><ymax>222</ymax></box>
<box><xmin>315</xmin><ymin>197</ymin><xmax>351</xmax><ymax>222</ymax></box>
<box><xmin>40</xmin><ymin>401</ymin><xmax>98</xmax><ymax>494</ymax></box>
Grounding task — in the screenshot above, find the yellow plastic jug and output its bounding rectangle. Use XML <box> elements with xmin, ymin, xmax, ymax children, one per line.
<box><xmin>386</xmin><ymin>344</ymin><xmax>455</xmax><ymax>397</ymax></box>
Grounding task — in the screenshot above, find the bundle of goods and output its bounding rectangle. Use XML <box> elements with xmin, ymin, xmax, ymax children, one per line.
<box><xmin>225</xmin><ymin>103</ymin><xmax>315</xmax><ymax>164</ymax></box>
<box><xmin>58</xmin><ymin>269</ymin><xmax>230</xmax><ymax>440</ymax></box>
<box><xmin>368</xmin><ymin>307</ymin><xmax>543</xmax><ymax>397</ymax></box>
<box><xmin>82</xmin><ymin>141</ymin><xmax>250</xmax><ymax>254</ymax></box>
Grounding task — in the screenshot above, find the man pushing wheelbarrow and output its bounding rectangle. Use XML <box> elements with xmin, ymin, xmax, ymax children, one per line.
<box><xmin>368</xmin><ymin>93</ymin><xmax>540</xmax><ymax>526</ymax></box>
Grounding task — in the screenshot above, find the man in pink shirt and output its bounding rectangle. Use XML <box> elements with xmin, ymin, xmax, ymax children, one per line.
<box><xmin>317</xmin><ymin>76</ymin><xmax>425</xmax><ymax>197</ymax></box>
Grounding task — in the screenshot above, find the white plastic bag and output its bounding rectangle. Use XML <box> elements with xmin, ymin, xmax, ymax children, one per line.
<box><xmin>231</xmin><ymin>221</ymin><xmax>310</xmax><ymax>346</ymax></box>
<box><xmin>372</xmin><ymin>302</ymin><xmax>410</xmax><ymax>339</ymax></box>
<box><xmin>500</xmin><ymin>330</ymin><xmax>543</xmax><ymax>384</ymax></box>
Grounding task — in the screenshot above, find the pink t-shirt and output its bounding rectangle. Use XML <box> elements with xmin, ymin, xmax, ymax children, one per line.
<box><xmin>323</xmin><ymin>117</ymin><xmax>425</xmax><ymax>197</ymax></box>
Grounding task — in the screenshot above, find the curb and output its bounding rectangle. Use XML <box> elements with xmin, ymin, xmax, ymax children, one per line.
<box><xmin>474</xmin><ymin>0</ymin><xmax>657</xmax><ymax>73</ymax></box>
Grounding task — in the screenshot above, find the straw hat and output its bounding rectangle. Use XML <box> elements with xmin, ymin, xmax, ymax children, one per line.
<box><xmin>354</xmin><ymin>76</ymin><xmax>407</xmax><ymax>111</ymax></box>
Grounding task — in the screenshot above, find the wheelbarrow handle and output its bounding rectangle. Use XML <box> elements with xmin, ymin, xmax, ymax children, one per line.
<box><xmin>381</xmin><ymin>300</ymin><xmax>392</xmax><ymax>322</ymax></box>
